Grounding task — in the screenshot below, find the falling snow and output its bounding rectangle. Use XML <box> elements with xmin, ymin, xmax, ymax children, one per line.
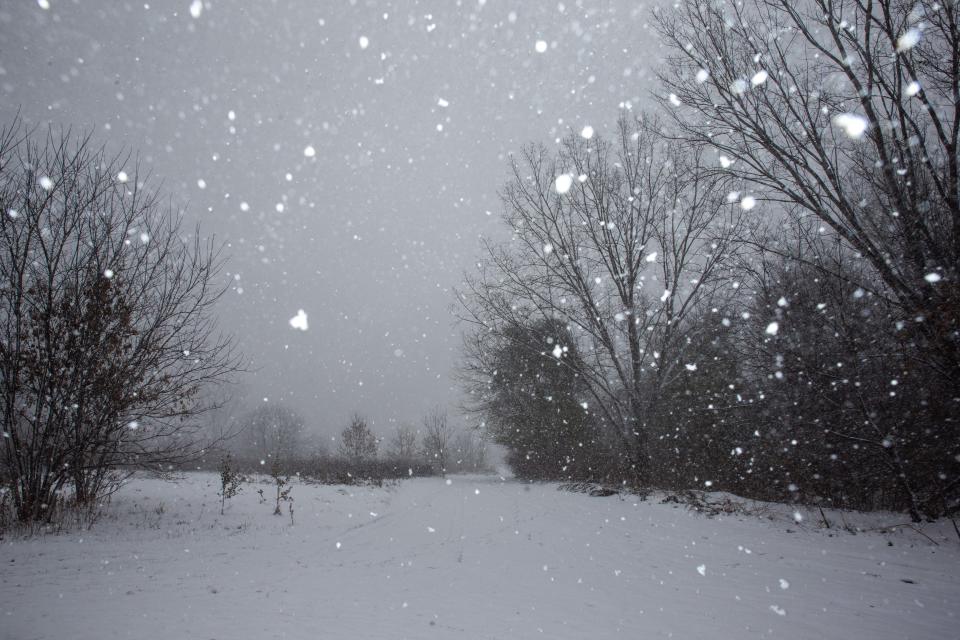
<box><xmin>833</xmin><ymin>113</ymin><xmax>869</xmax><ymax>139</ymax></box>
<box><xmin>0</xmin><ymin>2</ymin><xmax>956</xmax><ymax>638</ymax></box>
<box><xmin>555</xmin><ymin>174</ymin><xmax>573</xmax><ymax>194</ymax></box>
<box><xmin>289</xmin><ymin>309</ymin><xmax>309</xmax><ymax>331</ymax></box>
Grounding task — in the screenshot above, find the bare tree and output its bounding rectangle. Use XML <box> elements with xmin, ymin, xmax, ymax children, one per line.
<box><xmin>457</xmin><ymin>116</ymin><xmax>742</xmax><ymax>484</ymax></box>
<box><xmin>451</xmin><ymin>429</ymin><xmax>489</xmax><ymax>474</ymax></box>
<box><xmin>236</xmin><ymin>404</ymin><xmax>305</xmax><ymax>462</ymax></box>
<box><xmin>387</xmin><ymin>423</ymin><xmax>419</xmax><ymax>459</ymax></box>
<box><xmin>421</xmin><ymin>408</ymin><xmax>453</xmax><ymax>476</ymax></box>
<box><xmin>300</xmin><ymin>430</ymin><xmax>331</xmax><ymax>460</ymax></box>
<box><xmin>654</xmin><ymin>0</ymin><xmax>959</xmax><ymax>379</ymax></box>
<box><xmin>338</xmin><ymin>414</ymin><xmax>378</xmax><ymax>462</ymax></box>
<box><xmin>654</xmin><ymin>0</ymin><xmax>959</xmax><ymax>517</ymax></box>
<box><xmin>0</xmin><ymin>119</ymin><xmax>240</xmax><ymax>522</ymax></box>
<box><xmin>200</xmin><ymin>383</ymin><xmax>245</xmax><ymax>449</ymax></box>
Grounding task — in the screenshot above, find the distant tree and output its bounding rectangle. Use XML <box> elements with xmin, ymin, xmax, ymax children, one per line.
<box><xmin>420</xmin><ymin>408</ymin><xmax>453</xmax><ymax>476</ymax></box>
<box><xmin>338</xmin><ymin>415</ymin><xmax>378</xmax><ymax>462</ymax></box>
<box><xmin>237</xmin><ymin>404</ymin><xmax>305</xmax><ymax>462</ymax></box>
<box><xmin>451</xmin><ymin>429</ymin><xmax>489</xmax><ymax>473</ymax></box>
<box><xmin>201</xmin><ymin>384</ymin><xmax>245</xmax><ymax>446</ymax></box>
<box><xmin>301</xmin><ymin>431</ymin><xmax>331</xmax><ymax>460</ymax></box>
<box><xmin>387</xmin><ymin>423</ymin><xmax>419</xmax><ymax>459</ymax></box>
<box><xmin>0</xmin><ymin>119</ymin><xmax>240</xmax><ymax>523</ymax></box>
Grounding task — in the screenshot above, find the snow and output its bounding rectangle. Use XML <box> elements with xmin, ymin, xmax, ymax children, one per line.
<box><xmin>535</xmin><ymin>40</ymin><xmax>548</xmax><ymax>53</ymax></box>
<box><xmin>730</xmin><ymin>79</ymin><xmax>749</xmax><ymax>95</ymax></box>
<box><xmin>2</xmin><ymin>473</ymin><xmax>957</xmax><ymax>639</ymax></box>
<box><xmin>189</xmin><ymin>0</ymin><xmax>203</xmax><ymax>19</ymax></box>
<box><xmin>289</xmin><ymin>309</ymin><xmax>309</xmax><ymax>331</ymax></box>
<box><xmin>896</xmin><ymin>28</ymin><xmax>921</xmax><ymax>52</ymax></box>
<box><xmin>554</xmin><ymin>174</ymin><xmax>573</xmax><ymax>195</ymax></box>
<box><xmin>833</xmin><ymin>113</ymin><xmax>869</xmax><ymax>139</ymax></box>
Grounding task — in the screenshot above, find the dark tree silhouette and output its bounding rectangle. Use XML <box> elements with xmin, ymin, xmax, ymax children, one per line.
<box><xmin>338</xmin><ymin>414</ymin><xmax>378</xmax><ymax>462</ymax></box>
<box><xmin>0</xmin><ymin>119</ymin><xmax>240</xmax><ymax>522</ymax></box>
<box><xmin>457</xmin><ymin>116</ymin><xmax>742</xmax><ymax>484</ymax></box>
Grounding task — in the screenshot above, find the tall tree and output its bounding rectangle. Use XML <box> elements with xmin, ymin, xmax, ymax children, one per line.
<box><xmin>655</xmin><ymin>0</ymin><xmax>960</xmax><ymax>516</ymax></box>
<box><xmin>655</xmin><ymin>0</ymin><xmax>960</xmax><ymax>384</ymax></box>
<box><xmin>458</xmin><ymin>116</ymin><xmax>742</xmax><ymax>484</ymax></box>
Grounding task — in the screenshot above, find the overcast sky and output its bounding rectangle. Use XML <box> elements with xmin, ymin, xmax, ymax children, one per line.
<box><xmin>0</xmin><ymin>0</ymin><xmax>662</xmax><ymax>438</ymax></box>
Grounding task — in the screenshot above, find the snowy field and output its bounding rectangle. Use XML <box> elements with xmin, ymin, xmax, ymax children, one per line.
<box><xmin>2</xmin><ymin>473</ymin><xmax>957</xmax><ymax>640</ymax></box>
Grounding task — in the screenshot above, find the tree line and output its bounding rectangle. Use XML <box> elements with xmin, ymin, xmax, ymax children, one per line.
<box><xmin>217</xmin><ymin>403</ymin><xmax>489</xmax><ymax>480</ymax></box>
<box><xmin>458</xmin><ymin>0</ymin><xmax>958</xmax><ymax>521</ymax></box>
<box><xmin>1</xmin><ymin>0</ymin><xmax>954</xmax><ymax>527</ymax></box>
<box><xmin>0</xmin><ymin>117</ymin><xmax>488</xmax><ymax>526</ymax></box>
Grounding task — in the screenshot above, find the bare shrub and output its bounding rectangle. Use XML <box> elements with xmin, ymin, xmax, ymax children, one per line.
<box><xmin>0</xmin><ymin>119</ymin><xmax>240</xmax><ymax>523</ymax></box>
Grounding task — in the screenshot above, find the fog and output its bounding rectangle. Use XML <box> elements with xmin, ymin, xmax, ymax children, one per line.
<box><xmin>0</xmin><ymin>0</ymin><xmax>659</xmax><ymax>436</ymax></box>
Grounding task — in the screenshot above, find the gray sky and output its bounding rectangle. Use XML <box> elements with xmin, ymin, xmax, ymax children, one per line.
<box><xmin>0</xmin><ymin>0</ymin><xmax>660</xmax><ymax>438</ymax></box>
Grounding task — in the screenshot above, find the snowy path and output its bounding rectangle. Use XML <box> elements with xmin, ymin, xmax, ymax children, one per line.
<box><xmin>2</xmin><ymin>474</ymin><xmax>957</xmax><ymax>639</ymax></box>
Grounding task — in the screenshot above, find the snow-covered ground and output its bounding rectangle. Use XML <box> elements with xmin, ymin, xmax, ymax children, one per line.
<box><xmin>2</xmin><ymin>473</ymin><xmax>957</xmax><ymax>639</ymax></box>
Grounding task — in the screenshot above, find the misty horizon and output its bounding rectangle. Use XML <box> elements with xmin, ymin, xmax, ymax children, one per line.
<box><xmin>0</xmin><ymin>1</ymin><xmax>659</xmax><ymax>436</ymax></box>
